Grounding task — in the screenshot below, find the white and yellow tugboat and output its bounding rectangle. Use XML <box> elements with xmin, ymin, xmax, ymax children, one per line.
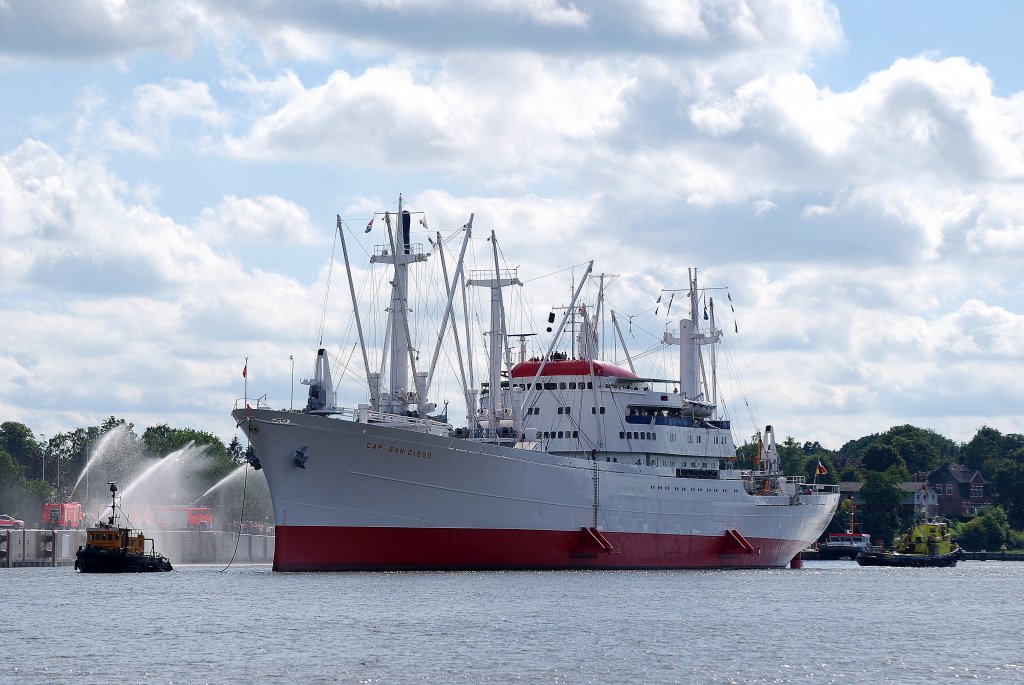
<box><xmin>856</xmin><ymin>519</ymin><xmax>961</xmax><ymax>568</ymax></box>
<box><xmin>74</xmin><ymin>482</ymin><xmax>172</xmax><ymax>573</ymax></box>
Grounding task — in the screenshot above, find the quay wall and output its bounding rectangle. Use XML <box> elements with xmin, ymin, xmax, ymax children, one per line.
<box><xmin>0</xmin><ymin>529</ymin><xmax>274</xmax><ymax>567</ymax></box>
<box><xmin>961</xmin><ymin>550</ymin><xmax>1024</xmax><ymax>561</ymax></box>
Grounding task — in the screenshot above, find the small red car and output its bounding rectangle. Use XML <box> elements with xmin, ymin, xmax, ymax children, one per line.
<box><xmin>0</xmin><ymin>514</ymin><xmax>25</xmax><ymax>529</ymax></box>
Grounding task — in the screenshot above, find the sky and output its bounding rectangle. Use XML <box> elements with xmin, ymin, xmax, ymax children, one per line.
<box><xmin>2</xmin><ymin>0</ymin><xmax>1024</xmax><ymax>451</ymax></box>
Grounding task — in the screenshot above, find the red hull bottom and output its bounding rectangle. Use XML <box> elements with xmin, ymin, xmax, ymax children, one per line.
<box><xmin>273</xmin><ymin>526</ymin><xmax>804</xmax><ymax>571</ymax></box>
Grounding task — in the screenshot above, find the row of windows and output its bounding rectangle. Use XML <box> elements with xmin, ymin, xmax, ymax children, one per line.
<box><xmin>934</xmin><ymin>483</ymin><xmax>986</xmax><ymax>498</ymax></box>
<box><xmin>620</xmin><ymin>431</ymin><xmax>655</xmax><ymax>441</ymax></box>
<box><xmin>514</xmin><ymin>381</ymin><xmax>595</xmax><ymax>391</ymax></box>
<box><xmin>651</xmin><ymin>485</ymin><xmax>736</xmax><ymax>493</ymax></box>
<box><xmin>541</xmin><ymin>430</ymin><xmax>580</xmax><ymax>440</ymax></box>
<box><xmin>528</xmin><ymin>406</ymin><xmax>604</xmax><ymax>415</ymax></box>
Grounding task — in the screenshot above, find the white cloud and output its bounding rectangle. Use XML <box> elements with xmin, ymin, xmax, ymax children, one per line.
<box><xmin>0</xmin><ymin>141</ymin><xmax>326</xmax><ymax>440</ymax></box>
<box><xmin>224</xmin><ymin>57</ymin><xmax>634</xmax><ymax>182</ymax></box>
<box><xmin>4</xmin><ymin>0</ymin><xmax>1024</xmax><ymax>448</ymax></box>
<box><xmin>195</xmin><ymin>195</ymin><xmax>322</xmax><ymax>245</ymax></box>
<box><xmin>114</xmin><ymin>78</ymin><xmax>229</xmax><ymax>152</ymax></box>
<box><xmin>0</xmin><ymin>0</ymin><xmax>204</xmax><ymax>61</ymax></box>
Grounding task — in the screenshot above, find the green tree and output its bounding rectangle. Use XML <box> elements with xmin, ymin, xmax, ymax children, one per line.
<box><xmin>140</xmin><ymin>425</ymin><xmax>236</xmax><ymax>500</ymax></box>
<box><xmin>803</xmin><ymin>454</ymin><xmax>838</xmax><ymax>484</ymax></box>
<box><xmin>891</xmin><ymin>434</ymin><xmax>940</xmax><ymax>475</ymax></box>
<box><xmin>956</xmin><ymin>506</ymin><xmax>1013</xmax><ymax>551</ymax></box>
<box><xmin>962</xmin><ymin>425</ymin><xmax>1005</xmax><ymax>472</ymax></box>
<box><xmin>0</xmin><ymin>449</ymin><xmax>27</xmax><ymax>515</ymax></box>
<box><xmin>0</xmin><ymin>444</ymin><xmax>55</xmax><ymax>524</ymax></box>
<box><xmin>989</xmin><ymin>458</ymin><xmax>1024</xmax><ymax>528</ymax></box>
<box><xmin>778</xmin><ymin>436</ymin><xmax>804</xmax><ymax>476</ymax></box>
<box><xmin>859</xmin><ymin>470</ymin><xmax>905</xmax><ymax>546</ymax></box>
<box><xmin>839</xmin><ymin>465</ymin><xmax>862</xmax><ymax>482</ymax></box>
<box><xmin>734</xmin><ymin>434</ymin><xmax>760</xmax><ymax>469</ymax></box>
<box><xmin>99</xmin><ymin>416</ymin><xmax>134</xmax><ymax>435</ymax></box>
<box><xmin>227</xmin><ymin>437</ymin><xmax>245</xmax><ymax>463</ymax></box>
<box><xmin>0</xmin><ymin>421</ymin><xmax>42</xmax><ymax>472</ymax></box>
<box><xmin>863</xmin><ymin>443</ymin><xmax>903</xmax><ymax>473</ymax></box>
<box><xmin>822</xmin><ymin>498</ymin><xmax>858</xmax><ymax>539</ymax></box>
<box><xmin>838</xmin><ymin>424</ymin><xmax>958</xmax><ymax>474</ymax></box>
<box><xmin>141</xmin><ymin>424</ymin><xmax>175</xmax><ymax>456</ymax></box>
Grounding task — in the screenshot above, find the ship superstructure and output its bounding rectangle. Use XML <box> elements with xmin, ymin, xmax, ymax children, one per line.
<box><xmin>233</xmin><ymin>196</ymin><xmax>838</xmax><ymax>571</ymax></box>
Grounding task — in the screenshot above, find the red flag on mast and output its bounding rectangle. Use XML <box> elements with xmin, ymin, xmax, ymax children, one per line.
<box><xmin>242</xmin><ymin>364</ymin><xmax>247</xmax><ymax>378</ymax></box>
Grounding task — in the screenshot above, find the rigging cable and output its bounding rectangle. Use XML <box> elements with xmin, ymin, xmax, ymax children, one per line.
<box><xmin>219</xmin><ymin>461</ymin><xmax>250</xmax><ymax>572</ymax></box>
<box><xmin>317</xmin><ymin>225</ymin><xmax>340</xmax><ymax>347</ymax></box>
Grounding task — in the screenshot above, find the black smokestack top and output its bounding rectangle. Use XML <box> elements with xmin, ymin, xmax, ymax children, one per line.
<box><xmin>402</xmin><ymin>211</ymin><xmax>411</xmax><ymax>254</ymax></box>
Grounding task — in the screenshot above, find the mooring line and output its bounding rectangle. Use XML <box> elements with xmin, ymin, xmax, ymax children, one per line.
<box><xmin>219</xmin><ymin>462</ymin><xmax>250</xmax><ymax>572</ymax></box>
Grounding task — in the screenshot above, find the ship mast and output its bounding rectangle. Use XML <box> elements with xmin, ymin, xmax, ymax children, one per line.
<box><xmin>662</xmin><ymin>269</ymin><xmax>722</xmax><ymax>409</ymax></box>
<box><xmin>467</xmin><ymin>231</ymin><xmax>521</xmax><ymax>436</ymax></box>
<box><xmin>429</xmin><ymin>223</ymin><xmax>474</xmax><ymax>423</ymax></box>
<box><xmin>337</xmin><ymin>215</ymin><xmax>376</xmax><ymax>407</ymax></box>
<box><xmin>370</xmin><ymin>194</ymin><xmax>430</xmax><ymax>415</ymax></box>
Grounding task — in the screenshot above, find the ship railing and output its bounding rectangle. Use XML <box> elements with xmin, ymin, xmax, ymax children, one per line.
<box><xmin>336</xmin><ymin>406</ymin><xmax>452</xmax><ymax>436</ymax></box>
<box><xmin>233</xmin><ymin>396</ymin><xmax>272</xmax><ymax>411</ymax></box>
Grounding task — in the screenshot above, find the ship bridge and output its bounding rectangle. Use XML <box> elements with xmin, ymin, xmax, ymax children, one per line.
<box><xmin>509</xmin><ymin>359</ymin><xmax>637</xmax><ymax>381</ymax></box>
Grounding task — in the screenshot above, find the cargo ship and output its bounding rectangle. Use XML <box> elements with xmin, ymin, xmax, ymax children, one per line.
<box><xmin>233</xmin><ymin>196</ymin><xmax>839</xmax><ymax>571</ymax></box>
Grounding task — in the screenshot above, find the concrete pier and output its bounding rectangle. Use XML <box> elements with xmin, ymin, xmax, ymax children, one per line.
<box><xmin>0</xmin><ymin>529</ymin><xmax>274</xmax><ymax>567</ymax></box>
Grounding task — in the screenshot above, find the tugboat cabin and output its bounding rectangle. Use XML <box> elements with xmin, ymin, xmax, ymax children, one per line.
<box><xmin>86</xmin><ymin>526</ymin><xmax>147</xmax><ymax>554</ymax></box>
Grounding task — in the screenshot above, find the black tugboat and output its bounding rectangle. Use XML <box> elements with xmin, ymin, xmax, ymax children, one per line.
<box><xmin>817</xmin><ymin>507</ymin><xmax>872</xmax><ymax>560</ymax></box>
<box><xmin>74</xmin><ymin>482</ymin><xmax>173</xmax><ymax>573</ymax></box>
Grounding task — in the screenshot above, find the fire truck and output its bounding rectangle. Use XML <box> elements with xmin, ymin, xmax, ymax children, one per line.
<box><xmin>43</xmin><ymin>502</ymin><xmax>87</xmax><ymax>529</ymax></box>
<box><xmin>151</xmin><ymin>505</ymin><xmax>214</xmax><ymax>531</ymax></box>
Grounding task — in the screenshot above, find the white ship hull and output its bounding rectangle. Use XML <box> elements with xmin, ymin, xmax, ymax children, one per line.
<box><xmin>236</xmin><ymin>408</ymin><xmax>838</xmax><ymax>571</ymax></box>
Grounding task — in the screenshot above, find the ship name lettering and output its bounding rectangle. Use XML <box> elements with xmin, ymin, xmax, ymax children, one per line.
<box><xmin>383</xmin><ymin>444</ymin><xmax>431</xmax><ymax>459</ymax></box>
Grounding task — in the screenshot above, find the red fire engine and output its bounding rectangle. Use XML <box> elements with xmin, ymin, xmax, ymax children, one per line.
<box><xmin>147</xmin><ymin>505</ymin><xmax>214</xmax><ymax>531</ymax></box>
<box><xmin>43</xmin><ymin>502</ymin><xmax>87</xmax><ymax>529</ymax></box>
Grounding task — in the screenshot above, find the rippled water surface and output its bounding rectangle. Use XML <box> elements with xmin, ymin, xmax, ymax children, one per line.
<box><xmin>5</xmin><ymin>561</ymin><xmax>1023</xmax><ymax>683</ymax></box>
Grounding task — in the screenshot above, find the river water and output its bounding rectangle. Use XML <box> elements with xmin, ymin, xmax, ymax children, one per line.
<box><xmin>4</xmin><ymin>560</ymin><xmax>1022</xmax><ymax>683</ymax></box>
